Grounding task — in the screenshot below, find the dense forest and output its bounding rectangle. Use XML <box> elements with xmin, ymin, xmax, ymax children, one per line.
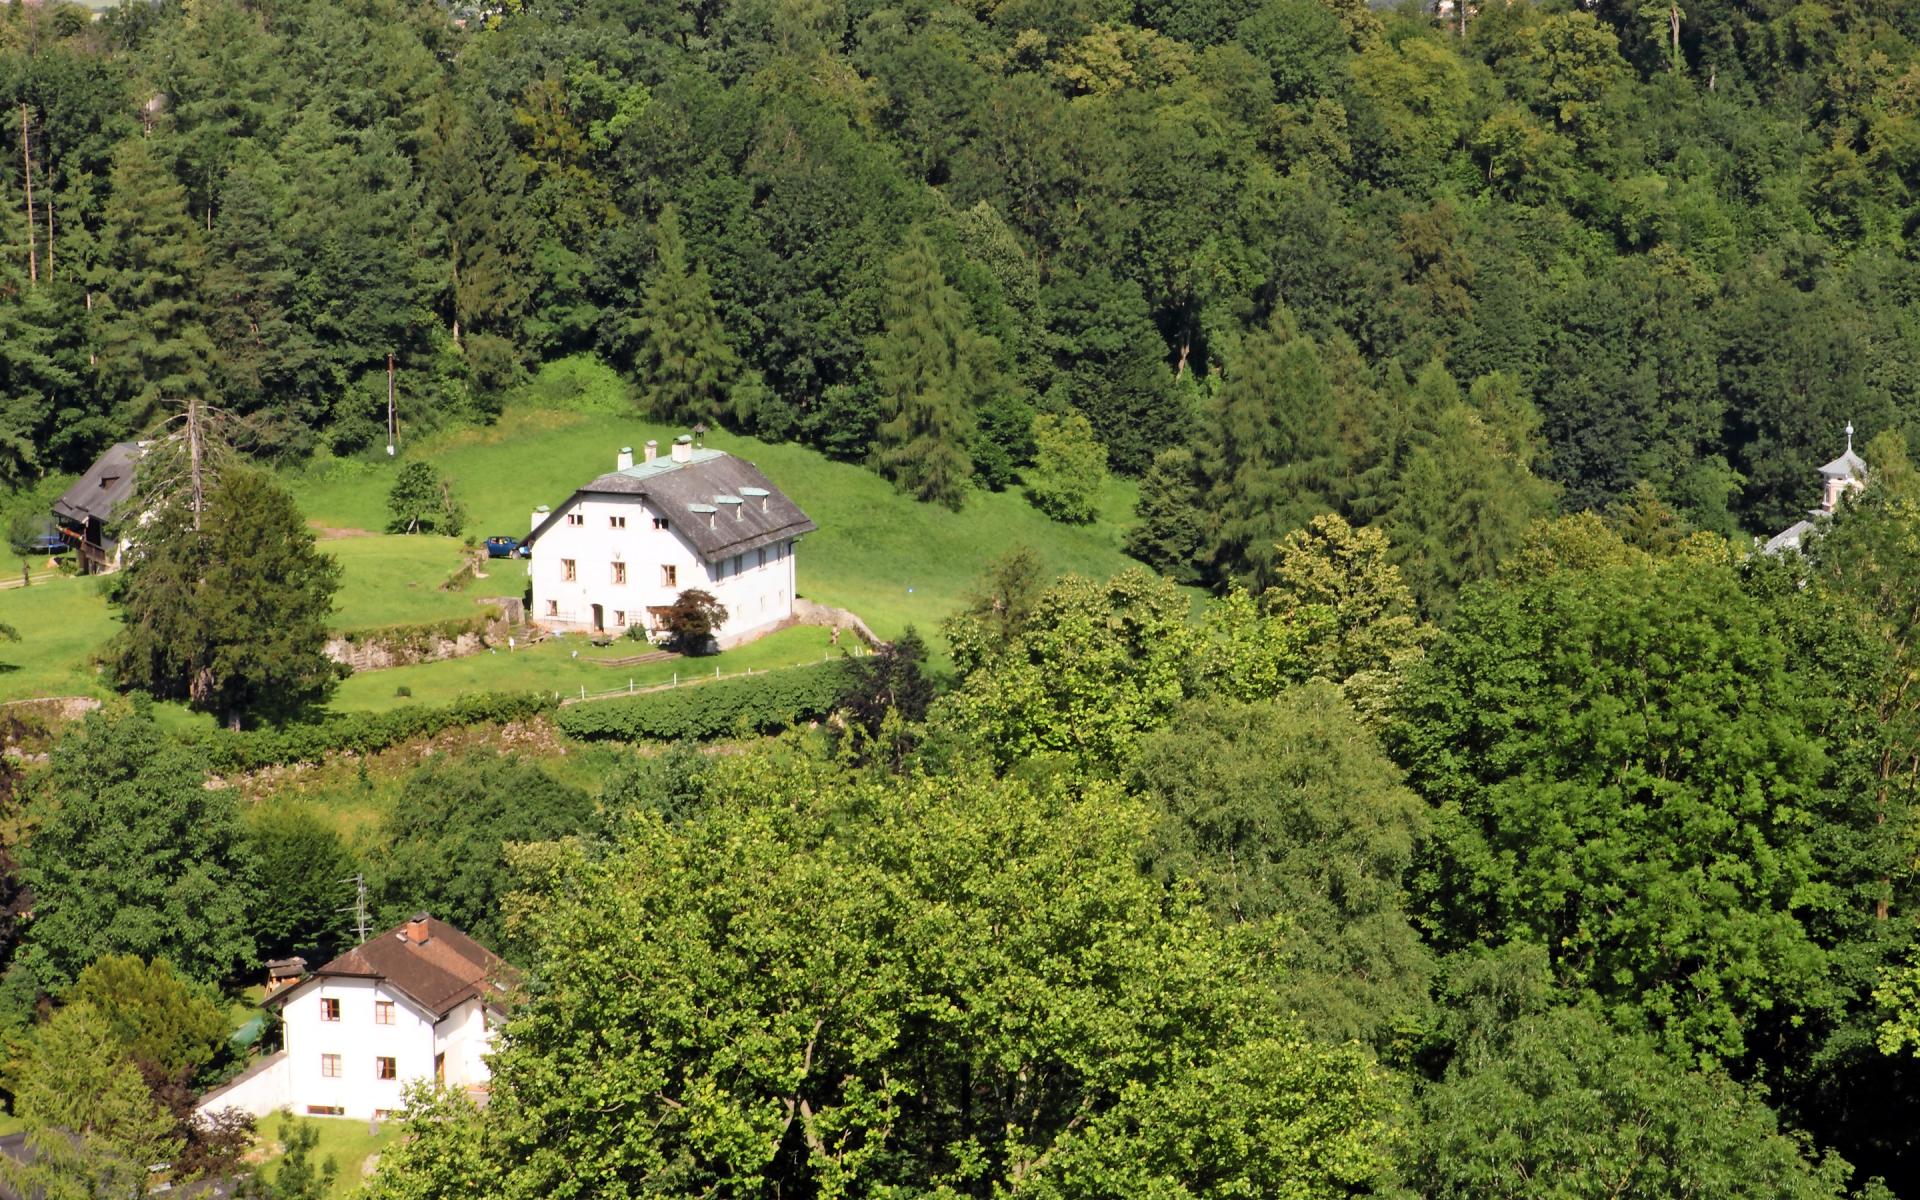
<box><xmin>9</xmin><ymin>0</ymin><xmax>1920</xmax><ymax>572</ymax></box>
<box><xmin>13</xmin><ymin>0</ymin><xmax>1920</xmax><ymax>1195</ymax></box>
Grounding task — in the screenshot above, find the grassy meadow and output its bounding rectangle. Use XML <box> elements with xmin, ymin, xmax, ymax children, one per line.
<box><xmin>1</xmin><ymin>355</ymin><xmax>1146</xmax><ymax>708</ymax></box>
<box><xmin>288</xmin><ymin>356</ymin><xmax>1145</xmax><ymax>644</ymax></box>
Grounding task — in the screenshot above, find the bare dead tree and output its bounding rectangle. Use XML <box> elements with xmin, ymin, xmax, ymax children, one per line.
<box><xmin>132</xmin><ymin>396</ymin><xmax>245</xmax><ymax>532</ymax></box>
<box><xmin>19</xmin><ymin>104</ymin><xmax>36</xmax><ymax>286</ymax></box>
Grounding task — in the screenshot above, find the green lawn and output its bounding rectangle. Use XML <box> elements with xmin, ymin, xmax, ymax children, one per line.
<box><xmin>289</xmin><ymin>356</ymin><xmax>1145</xmax><ymax>645</ymax></box>
<box><xmin>329</xmin><ymin>622</ymin><xmax>837</xmax><ymax>712</ymax></box>
<box><xmin>323</xmin><ymin>535</ymin><xmax>492</xmax><ymax>631</ymax></box>
<box><xmin>0</xmin><ymin>573</ymin><xmax>117</xmax><ymax>699</ymax></box>
<box><xmin>2</xmin><ymin>355</ymin><xmax>1147</xmax><ymax>707</ymax></box>
<box><xmin>253</xmin><ymin>1114</ymin><xmax>402</xmax><ymax>1199</ymax></box>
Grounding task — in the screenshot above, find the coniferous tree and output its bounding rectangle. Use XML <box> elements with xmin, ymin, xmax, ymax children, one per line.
<box><xmin>1202</xmin><ymin>316</ymin><xmax>1344</xmax><ymax>590</ymax></box>
<box><xmin>204</xmin><ymin>159</ymin><xmax>313</xmax><ymax>444</ymax></box>
<box><xmin>869</xmin><ymin>229</ymin><xmax>994</xmax><ymax>510</ymax></box>
<box><xmin>0</xmin><ymin>179</ymin><xmax>73</xmax><ymax>486</ymax></box>
<box><xmin>90</xmin><ymin>137</ymin><xmax>215</xmax><ymax>436</ymax></box>
<box><xmin>108</xmin><ymin>468</ymin><xmax>341</xmax><ymax>729</ymax></box>
<box><xmin>1126</xmin><ymin>445</ymin><xmax>1210</xmax><ymax>585</ymax></box>
<box><xmin>1</xmin><ymin>1001</ymin><xmax>180</xmax><ymax>1200</ymax></box>
<box><xmin>635</xmin><ymin>206</ymin><xmax>737</xmax><ymax>426</ymax></box>
<box><xmin>1383</xmin><ymin>397</ymin><xmax>1556</xmax><ymax>617</ymax></box>
<box><xmin>422</xmin><ymin>91</ymin><xmax>534</xmax><ymax>351</ymax></box>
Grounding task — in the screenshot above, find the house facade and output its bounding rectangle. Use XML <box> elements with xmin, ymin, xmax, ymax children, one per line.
<box><xmin>196</xmin><ymin>915</ymin><xmax>510</xmax><ymax>1123</ymax></box>
<box><xmin>525</xmin><ymin>436</ymin><xmax>817</xmax><ymax>646</ymax></box>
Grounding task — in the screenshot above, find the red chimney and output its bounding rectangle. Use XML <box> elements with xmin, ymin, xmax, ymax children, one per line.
<box><xmin>405</xmin><ymin>913</ymin><xmax>431</xmax><ymax>944</ymax></box>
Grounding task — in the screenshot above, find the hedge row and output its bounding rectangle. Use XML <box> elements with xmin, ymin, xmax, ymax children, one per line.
<box><xmin>191</xmin><ymin>691</ymin><xmax>557</xmax><ymax>773</ymax></box>
<box><xmin>333</xmin><ymin>609</ymin><xmax>500</xmax><ymax>650</ymax></box>
<box><xmin>557</xmin><ymin>660</ymin><xmax>851</xmax><ymax>742</ymax></box>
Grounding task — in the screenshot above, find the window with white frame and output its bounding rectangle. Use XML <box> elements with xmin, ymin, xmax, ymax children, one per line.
<box><xmin>374</xmin><ymin>1000</ymin><xmax>394</xmax><ymax>1025</ymax></box>
<box><xmin>567</xmin><ymin>512</ymin><xmax>584</xmax><ymax>526</ymax></box>
<box><xmin>545</xmin><ymin>599</ymin><xmax>558</xmax><ymax>617</ymax></box>
<box><xmin>611</xmin><ymin>561</ymin><xmax>626</xmax><ymax>585</ymax></box>
<box><xmin>321</xmin><ymin>1054</ymin><xmax>341</xmax><ymax>1078</ymax></box>
<box><xmin>610</xmin><ymin>515</ymin><xmax>626</xmax><ymax>528</ymax></box>
<box><xmin>376</xmin><ymin>1056</ymin><xmax>398</xmax><ymax>1080</ymax></box>
<box><xmin>653</xmin><ymin>517</ymin><xmax>669</xmax><ymax>530</ymax></box>
<box><xmin>615</xmin><ymin>610</ymin><xmax>627</xmax><ymax>626</ymax></box>
<box><xmin>320</xmin><ymin>998</ymin><xmax>340</xmax><ymax>1022</ymax></box>
<box><xmin>562</xmin><ymin>558</ymin><xmax>577</xmax><ymax>581</ymax></box>
<box><xmin>661</xmin><ymin>564</ymin><xmax>677</xmax><ymax>587</ymax></box>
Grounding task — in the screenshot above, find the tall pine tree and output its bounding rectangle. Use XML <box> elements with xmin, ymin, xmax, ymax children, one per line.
<box><xmin>0</xmin><ymin>178</ymin><xmax>74</xmax><ymax>486</ymax></box>
<box><xmin>869</xmin><ymin>229</ymin><xmax>995</xmax><ymax>510</ymax></box>
<box><xmin>89</xmin><ymin>137</ymin><xmax>215</xmax><ymax>437</ymax></box>
<box><xmin>204</xmin><ymin>158</ymin><xmax>314</xmax><ymax>443</ymax></box>
<box><xmin>635</xmin><ymin>205</ymin><xmax>737</xmax><ymax>426</ymax></box>
<box><xmin>1202</xmin><ymin>314</ymin><xmax>1344</xmax><ymax>589</ymax></box>
<box><xmin>422</xmin><ymin>91</ymin><xmax>534</xmax><ymax>350</ymax></box>
<box><xmin>1381</xmin><ymin>366</ymin><xmax>1556</xmax><ymax>616</ymax></box>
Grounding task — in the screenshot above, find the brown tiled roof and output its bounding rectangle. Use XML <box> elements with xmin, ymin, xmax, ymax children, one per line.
<box><xmin>267</xmin><ymin>915</ymin><xmax>513</xmax><ymax>1020</ymax></box>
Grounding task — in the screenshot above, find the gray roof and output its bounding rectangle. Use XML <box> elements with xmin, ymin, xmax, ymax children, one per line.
<box><xmin>51</xmin><ymin>441</ymin><xmax>142</xmax><ymax>526</ymax></box>
<box><xmin>527</xmin><ymin>450</ymin><xmax>816</xmax><ymax>561</ymax></box>
<box><xmin>1818</xmin><ymin>448</ymin><xmax>1868</xmax><ymax>479</ymax></box>
<box><xmin>1762</xmin><ymin>518</ymin><xmax>1819</xmax><ymax>556</ymax></box>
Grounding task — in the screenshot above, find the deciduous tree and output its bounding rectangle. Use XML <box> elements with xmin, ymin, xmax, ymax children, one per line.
<box><xmin>18</xmin><ymin>707</ymin><xmax>257</xmax><ymax>989</ymax></box>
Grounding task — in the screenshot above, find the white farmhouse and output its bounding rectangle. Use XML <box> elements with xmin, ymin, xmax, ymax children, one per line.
<box><xmin>196</xmin><ymin>915</ymin><xmax>512</xmax><ymax>1122</ymax></box>
<box><xmin>525</xmin><ymin>436</ymin><xmax>817</xmax><ymax>646</ymax></box>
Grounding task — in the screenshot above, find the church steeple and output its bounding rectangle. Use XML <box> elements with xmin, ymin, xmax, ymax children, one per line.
<box><xmin>1816</xmin><ymin>422</ymin><xmax>1868</xmax><ymax>514</ymax></box>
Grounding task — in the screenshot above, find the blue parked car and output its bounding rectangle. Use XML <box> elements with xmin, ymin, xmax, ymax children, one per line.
<box><xmin>485</xmin><ymin>536</ymin><xmax>529</xmax><ymax>559</ymax></box>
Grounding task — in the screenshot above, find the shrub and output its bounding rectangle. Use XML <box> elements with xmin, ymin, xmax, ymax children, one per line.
<box><xmin>1025</xmin><ymin>411</ymin><xmax>1108</xmax><ymax>524</ymax></box>
<box><xmin>185</xmin><ymin>692</ymin><xmax>556</xmax><ymax>772</ymax></box>
<box><xmin>558</xmin><ymin>661</ymin><xmax>850</xmax><ymax>742</ymax></box>
<box><xmin>386</xmin><ymin>462</ymin><xmax>466</xmax><ymax>537</ymax></box>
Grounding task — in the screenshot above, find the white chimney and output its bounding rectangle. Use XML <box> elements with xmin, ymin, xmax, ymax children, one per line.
<box><xmin>644</xmin><ymin>440</ymin><xmax>658</xmax><ymax>463</ymax></box>
<box><xmin>617</xmin><ymin>446</ymin><xmax>634</xmax><ymax>471</ymax></box>
<box><xmin>672</xmin><ymin>435</ymin><xmax>693</xmax><ymax>464</ymax></box>
<box><xmin>531</xmin><ymin>504</ymin><xmax>549</xmax><ymax>533</ymax></box>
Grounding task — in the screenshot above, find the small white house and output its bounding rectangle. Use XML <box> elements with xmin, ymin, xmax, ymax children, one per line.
<box><xmin>196</xmin><ymin>915</ymin><xmax>512</xmax><ymax>1123</ymax></box>
<box><xmin>525</xmin><ymin>436</ymin><xmax>817</xmax><ymax>646</ymax></box>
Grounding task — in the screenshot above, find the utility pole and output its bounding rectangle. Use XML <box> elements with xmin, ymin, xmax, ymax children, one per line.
<box><xmin>386</xmin><ymin>352</ymin><xmax>398</xmax><ymax>457</ymax></box>
<box><xmin>20</xmin><ymin>104</ymin><xmax>36</xmax><ymax>285</ymax></box>
<box><xmin>339</xmin><ymin>874</ymin><xmax>371</xmax><ymax>945</ymax></box>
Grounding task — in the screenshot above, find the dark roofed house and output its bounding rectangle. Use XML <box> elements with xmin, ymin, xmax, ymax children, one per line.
<box><xmin>51</xmin><ymin>441</ymin><xmax>145</xmax><ymax>574</ymax></box>
<box><xmin>523</xmin><ymin>435</ymin><xmax>817</xmax><ymax>644</ymax></box>
<box><xmin>196</xmin><ymin>914</ymin><xmax>514</xmax><ymax>1123</ymax></box>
